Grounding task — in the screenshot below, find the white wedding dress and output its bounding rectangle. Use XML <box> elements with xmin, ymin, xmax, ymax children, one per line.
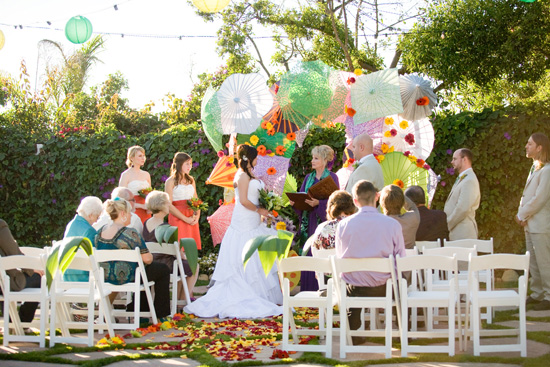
<box><xmin>184</xmin><ymin>171</ymin><xmax>283</xmax><ymax>318</ymax></box>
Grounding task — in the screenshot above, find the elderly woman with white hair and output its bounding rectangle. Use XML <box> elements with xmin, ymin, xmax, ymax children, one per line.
<box><xmin>63</xmin><ymin>196</ymin><xmax>103</xmax><ymax>281</ymax></box>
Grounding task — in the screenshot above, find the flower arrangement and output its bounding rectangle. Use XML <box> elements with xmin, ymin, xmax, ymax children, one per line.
<box><xmin>259</xmin><ymin>189</ymin><xmax>285</xmax><ymax>227</ymax></box>
<box><xmin>137</xmin><ymin>187</ymin><xmax>153</xmax><ymax>198</ymax></box>
<box><xmin>263</xmin><ymin>213</ymin><xmax>296</xmax><ymax>233</ymax></box>
<box><xmin>187</xmin><ymin>198</ymin><xmax>209</xmax><ymax>213</ymax></box>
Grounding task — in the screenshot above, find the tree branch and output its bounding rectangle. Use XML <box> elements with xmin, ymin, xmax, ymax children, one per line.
<box><xmin>434</xmin><ymin>82</ymin><xmax>446</xmax><ymax>93</ymax></box>
<box><xmin>358</xmin><ymin>60</ymin><xmax>379</xmax><ymax>72</ymax></box>
<box><xmin>390</xmin><ymin>49</ymin><xmax>401</xmax><ymax>68</ymax></box>
<box><xmin>325</xmin><ymin>0</ymin><xmax>354</xmax><ymax>71</ymax></box>
<box><xmin>245</xmin><ymin>34</ymin><xmax>271</xmax><ymax>77</ymax></box>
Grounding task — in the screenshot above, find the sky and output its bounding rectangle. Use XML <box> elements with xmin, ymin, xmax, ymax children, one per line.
<box><xmin>0</xmin><ymin>0</ymin><xmax>414</xmax><ymax>112</ymax></box>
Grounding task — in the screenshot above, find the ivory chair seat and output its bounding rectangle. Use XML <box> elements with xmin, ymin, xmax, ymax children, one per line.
<box><xmin>331</xmin><ymin>255</ymin><xmax>400</xmax><ymax>359</ymax></box>
<box><xmin>415</xmin><ymin>240</ymin><xmax>441</xmax><ymax>254</ymax></box>
<box><xmin>0</xmin><ymin>255</ymin><xmax>49</xmax><ymax>347</ymax></box>
<box><xmin>146</xmin><ymin>242</ymin><xmax>191</xmax><ymax>315</ymax></box>
<box><xmin>465</xmin><ymin>252</ymin><xmax>529</xmax><ymax>357</ymax></box>
<box><xmin>279</xmin><ymin>256</ymin><xmax>334</xmax><ymax>358</ymax></box>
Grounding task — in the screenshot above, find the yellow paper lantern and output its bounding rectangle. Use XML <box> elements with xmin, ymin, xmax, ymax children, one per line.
<box><xmin>0</xmin><ymin>30</ymin><xmax>5</xmax><ymax>50</ymax></box>
<box><xmin>192</xmin><ymin>0</ymin><xmax>230</xmax><ymax>13</ymax></box>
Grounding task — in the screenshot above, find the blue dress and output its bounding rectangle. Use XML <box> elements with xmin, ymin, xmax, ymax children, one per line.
<box><xmin>63</xmin><ymin>214</ymin><xmax>97</xmax><ymax>281</ymax></box>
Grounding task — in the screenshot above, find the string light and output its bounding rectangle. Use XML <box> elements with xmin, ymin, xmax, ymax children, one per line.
<box><xmin>114</xmin><ymin>5</ymin><xmax>118</xmax><ymax>11</ymax></box>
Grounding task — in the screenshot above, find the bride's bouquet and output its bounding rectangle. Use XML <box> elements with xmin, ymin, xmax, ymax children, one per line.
<box><xmin>259</xmin><ymin>189</ymin><xmax>285</xmax><ymax>227</ymax></box>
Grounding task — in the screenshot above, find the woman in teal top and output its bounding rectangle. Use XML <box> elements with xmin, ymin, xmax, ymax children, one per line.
<box><xmin>63</xmin><ymin>196</ymin><xmax>103</xmax><ymax>281</ymax></box>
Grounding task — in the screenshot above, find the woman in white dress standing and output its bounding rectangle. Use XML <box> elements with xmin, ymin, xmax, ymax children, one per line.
<box><xmin>184</xmin><ymin>145</ymin><xmax>283</xmax><ymax>318</ymax></box>
<box><xmin>119</xmin><ymin>145</ymin><xmax>151</xmax><ymax>224</ymax></box>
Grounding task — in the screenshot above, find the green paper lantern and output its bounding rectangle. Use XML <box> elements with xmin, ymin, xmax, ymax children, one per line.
<box><xmin>0</xmin><ymin>30</ymin><xmax>5</xmax><ymax>50</ymax></box>
<box><xmin>65</xmin><ymin>16</ymin><xmax>93</xmax><ymax>44</ymax></box>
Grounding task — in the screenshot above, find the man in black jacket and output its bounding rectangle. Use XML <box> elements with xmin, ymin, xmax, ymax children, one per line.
<box><xmin>405</xmin><ymin>186</ymin><xmax>449</xmax><ymax>242</ymax></box>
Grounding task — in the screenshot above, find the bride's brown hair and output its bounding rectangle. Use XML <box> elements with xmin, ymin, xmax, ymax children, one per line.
<box><xmin>236</xmin><ymin>145</ymin><xmax>258</xmax><ymax>180</ymax></box>
<box><xmin>170</xmin><ymin>152</ymin><xmax>193</xmax><ymax>185</ymax></box>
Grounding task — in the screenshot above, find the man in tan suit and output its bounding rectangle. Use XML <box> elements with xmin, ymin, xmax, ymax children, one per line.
<box><xmin>345</xmin><ymin>134</ymin><xmax>384</xmax><ymax>193</ymax></box>
<box><xmin>444</xmin><ymin>148</ymin><xmax>480</xmax><ymax>240</ymax></box>
<box><xmin>516</xmin><ymin>133</ymin><xmax>550</xmax><ymax>311</ymax></box>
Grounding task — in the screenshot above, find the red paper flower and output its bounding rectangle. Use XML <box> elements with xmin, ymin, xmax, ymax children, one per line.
<box><xmin>346</xmin><ymin>77</ymin><xmax>356</xmax><ymax>85</ymax></box>
<box><xmin>217</xmin><ymin>151</ymin><xmax>225</xmax><ymax>158</ymax></box>
<box><xmin>257</xmin><ymin>145</ymin><xmax>267</xmax><ymax>156</ymax></box>
<box><xmin>267</xmin><ymin>167</ymin><xmax>277</xmax><ymax>175</ymax></box>
<box><xmin>390</xmin><ymin>129</ymin><xmax>397</xmax><ymax>137</ymax></box>
<box><xmin>404</xmin><ymin>133</ymin><xmax>415</xmax><ymax>145</ymax></box>
<box><xmin>287</xmin><ymin>132</ymin><xmax>296</xmax><ymax>141</ymax></box>
<box><xmin>416</xmin><ymin>96</ymin><xmax>429</xmax><ymax>106</ymax></box>
<box><xmin>403</xmin><ymin>151</ymin><xmax>411</xmax><ymax>157</ymax></box>
<box><xmin>416</xmin><ymin>158</ymin><xmax>425</xmax><ymax>168</ymax></box>
<box><xmin>423</xmin><ymin>163</ymin><xmax>431</xmax><ymax>170</ymax></box>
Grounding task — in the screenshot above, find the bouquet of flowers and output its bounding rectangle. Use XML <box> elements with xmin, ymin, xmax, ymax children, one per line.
<box><xmin>137</xmin><ymin>187</ymin><xmax>153</xmax><ymax>198</ymax></box>
<box><xmin>259</xmin><ymin>189</ymin><xmax>285</xmax><ymax>227</ymax></box>
<box><xmin>187</xmin><ymin>198</ymin><xmax>209</xmax><ymax>213</ymax></box>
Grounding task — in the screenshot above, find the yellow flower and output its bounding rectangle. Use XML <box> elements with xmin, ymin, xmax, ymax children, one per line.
<box><xmin>384</xmin><ymin>117</ymin><xmax>394</xmax><ymax>125</ymax></box>
<box><xmin>227</xmin><ymin>156</ymin><xmax>234</xmax><ymax>164</ymax></box>
<box><xmin>377</xmin><ymin>155</ymin><xmax>385</xmax><ymax>163</ymax></box>
<box><xmin>388</xmin><ymin>146</ymin><xmax>394</xmax><ymax>153</ymax></box>
<box><xmin>266</xmin><ymin>122</ymin><xmax>273</xmax><ymax>130</ymax></box>
<box><xmin>354</xmin><ymin>68</ymin><xmax>363</xmax><ymax>76</ymax></box>
<box><xmin>399</xmin><ymin>120</ymin><xmax>409</xmax><ymax>129</ymax></box>
<box><xmin>384</xmin><ymin>130</ymin><xmax>392</xmax><ymax>138</ymax></box>
<box><xmin>275</xmin><ymin>221</ymin><xmax>287</xmax><ymax>231</ymax></box>
<box><xmin>381</xmin><ymin>143</ymin><xmax>390</xmax><ymax>154</ymax></box>
<box><xmin>250</xmin><ymin>135</ymin><xmax>259</xmax><ymax>146</ymax></box>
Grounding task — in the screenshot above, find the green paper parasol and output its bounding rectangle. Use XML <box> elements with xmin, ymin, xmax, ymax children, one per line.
<box><xmin>380</xmin><ymin>151</ymin><xmax>430</xmax><ymax>194</ymax></box>
<box><xmin>201</xmin><ymin>86</ymin><xmax>224</xmax><ymax>152</ymax></box>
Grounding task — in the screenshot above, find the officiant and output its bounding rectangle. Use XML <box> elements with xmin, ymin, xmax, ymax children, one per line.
<box><xmin>293</xmin><ymin>145</ymin><xmax>339</xmax><ymax>291</ymax></box>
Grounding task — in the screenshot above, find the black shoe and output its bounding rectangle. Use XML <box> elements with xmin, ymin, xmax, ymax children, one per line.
<box><xmin>526</xmin><ymin>296</ymin><xmax>541</xmax><ymax>305</ymax></box>
<box><xmin>533</xmin><ymin>300</ymin><xmax>550</xmax><ymax>311</ymax></box>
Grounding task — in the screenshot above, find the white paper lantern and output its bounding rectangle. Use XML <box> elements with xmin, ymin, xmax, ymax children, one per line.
<box><xmin>192</xmin><ymin>0</ymin><xmax>230</xmax><ymax>13</ymax></box>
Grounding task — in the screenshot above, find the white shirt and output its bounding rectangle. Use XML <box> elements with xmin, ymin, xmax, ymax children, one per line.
<box><xmin>93</xmin><ymin>212</ymin><xmax>143</xmax><ymax>234</ymax></box>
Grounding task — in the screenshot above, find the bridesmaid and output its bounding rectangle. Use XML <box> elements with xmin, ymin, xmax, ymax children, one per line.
<box><xmin>119</xmin><ymin>145</ymin><xmax>151</xmax><ymax>224</ymax></box>
<box><xmin>165</xmin><ymin>152</ymin><xmax>202</xmax><ymax>250</ymax></box>
<box><xmin>295</xmin><ymin>145</ymin><xmax>339</xmax><ymax>291</ymax></box>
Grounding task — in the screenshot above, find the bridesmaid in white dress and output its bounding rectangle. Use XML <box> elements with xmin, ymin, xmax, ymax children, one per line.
<box><xmin>184</xmin><ymin>145</ymin><xmax>283</xmax><ymax>319</ymax></box>
<box><xmin>119</xmin><ymin>145</ymin><xmax>151</xmax><ymax>224</ymax></box>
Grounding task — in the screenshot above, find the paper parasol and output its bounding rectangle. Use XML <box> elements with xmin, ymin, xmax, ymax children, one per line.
<box><xmin>382</xmin><ymin>115</ymin><xmax>435</xmax><ymax>160</ymax></box>
<box><xmin>263</xmin><ymin>82</ymin><xmax>300</xmax><ymax>134</ymax></box>
<box><xmin>205</xmin><ymin>154</ymin><xmax>238</xmax><ymax>189</ymax></box>
<box><xmin>201</xmin><ymin>86</ymin><xmax>224</xmax><ymax>152</ymax></box>
<box><xmin>277</xmin><ymin>60</ymin><xmax>334</xmax><ymax>127</ymax></box>
<box><xmin>281</xmin><ymin>173</ymin><xmax>298</xmax><ymax>206</ymax></box>
<box><xmin>217</xmin><ymin>73</ymin><xmax>273</xmax><ymax>134</ymax></box>
<box><xmin>295</xmin><ymin>122</ymin><xmax>311</xmax><ymax>147</ymax></box>
<box><xmin>399</xmin><ymin>74</ymin><xmax>437</xmax><ymax>121</ymax></box>
<box><xmin>344</xmin><ymin>115</ymin><xmax>385</xmax><ymax>143</ymax></box>
<box><xmin>351</xmin><ymin>68</ymin><xmax>403</xmax><ymax>124</ymax></box>
<box><xmin>207</xmin><ymin>202</ymin><xmax>235</xmax><ymax>247</ymax></box>
<box><xmin>323</xmin><ymin>70</ymin><xmax>354</xmax><ymax>123</ymax></box>
<box><xmin>379</xmin><ymin>151</ymin><xmax>430</xmax><ymax>194</ymax></box>
<box><xmin>253</xmin><ymin>155</ymin><xmax>290</xmax><ymax>195</ymax></box>
<box><xmin>236</xmin><ymin>123</ymin><xmax>296</xmax><ymax>159</ymax></box>
<box><xmin>426</xmin><ymin>168</ymin><xmax>439</xmax><ymax>206</ymax></box>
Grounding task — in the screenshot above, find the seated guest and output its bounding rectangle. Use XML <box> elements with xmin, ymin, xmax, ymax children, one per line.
<box><xmin>405</xmin><ymin>185</ymin><xmax>449</xmax><ymax>242</ymax></box>
<box><xmin>380</xmin><ymin>184</ymin><xmax>420</xmax><ymax>249</ymax></box>
<box><xmin>143</xmin><ymin>190</ymin><xmax>198</xmax><ymax>302</ymax></box>
<box><xmin>310</xmin><ymin>190</ymin><xmax>357</xmax><ymax>251</ymax></box>
<box><xmin>95</xmin><ymin>198</ymin><xmax>170</xmax><ymax>320</ymax></box>
<box><xmin>94</xmin><ymin>187</ymin><xmax>143</xmax><ymax>233</ymax></box>
<box><xmin>336</xmin><ymin>180</ymin><xmax>405</xmax><ymax>345</ymax></box>
<box><xmin>0</xmin><ymin>219</ymin><xmax>43</xmax><ymax>323</ymax></box>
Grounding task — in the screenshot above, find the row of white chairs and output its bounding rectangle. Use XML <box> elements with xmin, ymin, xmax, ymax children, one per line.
<box><xmin>278</xmin><ymin>247</ymin><xmax>529</xmax><ymax>359</ymax></box>
<box><xmin>0</xmin><ymin>241</ymin><xmax>192</xmax><ymax>347</ymax></box>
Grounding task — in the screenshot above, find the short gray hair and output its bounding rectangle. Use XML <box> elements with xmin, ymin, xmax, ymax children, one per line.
<box><xmin>146</xmin><ymin>191</ymin><xmax>170</xmax><ymax>214</ymax></box>
<box><xmin>77</xmin><ymin>196</ymin><xmax>103</xmax><ymax>217</ymax></box>
<box><xmin>111</xmin><ymin>187</ymin><xmax>133</xmax><ymax>201</ymax></box>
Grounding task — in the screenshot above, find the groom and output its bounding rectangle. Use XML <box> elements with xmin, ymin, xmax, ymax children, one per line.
<box><xmin>345</xmin><ymin>133</ymin><xmax>384</xmax><ymax>193</ymax></box>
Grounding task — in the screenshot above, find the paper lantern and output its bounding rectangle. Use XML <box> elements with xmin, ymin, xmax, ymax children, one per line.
<box><xmin>192</xmin><ymin>0</ymin><xmax>230</xmax><ymax>13</ymax></box>
<box><xmin>65</xmin><ymin>16</ymin><xmax>93</xmax><ymax>44</ymax></box>
<box><xmin>0</xmin><ymin>30</ymin><xmax>5</xmax><ymax>50</ymax></box>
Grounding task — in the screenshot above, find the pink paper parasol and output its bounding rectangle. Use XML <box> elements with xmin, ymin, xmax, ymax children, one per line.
<box><xmin>253</xmin><ymin>155</ymin><xmax>290</xmax><ymax>195</ymax></box>
<box><xmin>382</xmin><ymin>115</ymin><xmax>435</xmax><ymax>160</ymax></box>
<box><xmin>335</xmin><ymin>165</ymin><xmax>355</xmax><ymax>190</ymax></box>
<box><xmin>207</xmin><ymin>202</ymin><xmax>235</xmax><ymax>247</ymax></box>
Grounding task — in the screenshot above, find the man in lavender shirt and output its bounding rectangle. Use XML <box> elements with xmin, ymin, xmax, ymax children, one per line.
<box><xmin>336</xmin><ymin>180</ymin><xmax>406</xmax><ymax>344</ymax></box>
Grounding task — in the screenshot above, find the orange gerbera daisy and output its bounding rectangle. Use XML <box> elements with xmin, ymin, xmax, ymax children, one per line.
<box><xmin>261</xmin><ymin>121</ymin><xmax>269</xmax><ymax>129</ymax></box>
<box><xmin>416</xmin><ymin>96</ymin><xmax>429</xmax><ymax>106</ymax></box>
<box><xmin>393</xmin><ymin>179</ymin><xmax>404</xmax><ymax>189</ymax></box>
<box><xmin>345</xmin><ymin>105</ymin><xmax>356</xmax><ymax>117</ymax></box>
<box><xmin>272</xmin><ymin>210</ymin><xmax>279</xmax><ymax>217</ymax></box>
<box><xmin>267</xmin><ymin>128</ymin><xmax>276</xmax><ymax>136</ymax></box>
<box><xmin>257</xmin><ymin>145</ymin><xmax>267</xmax><ymax>156</ymax></box>
<box><xmin>287</xmin><ymin>132</ymin><xmax>296</xmax><ymax>141</ymax></box>
<box><xmin>275</xmin><ymin>145</ymin><xmax>286</xmax><ymax>155</ymax></box>
<box><xmin>267</xmin><ymin>167</ymin><xmax>277</xmax><ymax>175</ymax></box>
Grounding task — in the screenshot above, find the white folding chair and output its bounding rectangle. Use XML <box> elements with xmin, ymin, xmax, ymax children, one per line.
<box><xmin>278</xmin><ymin>256</ymin><xmax>334</xmax><ymax>358</ymax></box>
<box><xmin>19</xmin><ymin>246</ymin><xmax>49</xmax><ymax>257</ymax></box>
<box><xmin>331</xmin><ymin>255</ymin><xmax>400</xmax><ymax>359</ymax></box>
<box><xmin>49</xmin><ymin>251</ymin><xmax>115</xmax><ymax>346</ymax></box>
<box><xmin>397</xmin><ymin>254</ymin><xmax>459</xmax><ymax>357</ymax></box>
<box><xmin>310</xmin><ymin>246</ymin><xmax>335</xmax><ymax>291</ymax></box>
<box><xmin>416</xmin><ymin>240</ymin><xmax>441</xmax><ymax>254</ymax></box>
<box><xmin>444</xmin><ymin>238</ymin><xmax>494</xmax><ymax>323</ymax></box>
<box><xmin>94</xmin><ymin>248</ymin><xmax>158</xmax><ymax>330</ymax></box>
<box><xmin>465</xmin><ymin>252</ymin><xmax>530</xmax><ymax>357</ymax></box>
<box><xmin>0</xmin><ymin>255</ymin><xmax>49</xmax><ymax>347</ymax></box>
<box><xmin>146</xmin><ymin>242</ymin><xmax>191</xmax><ymax>315</ymax></box>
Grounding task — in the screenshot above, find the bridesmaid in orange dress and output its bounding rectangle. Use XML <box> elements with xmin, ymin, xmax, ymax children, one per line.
<box><xmin>119</xmin><ymin>145</ymin><xmax>151</xmax><ymax>224</ymax></box>
<box><xmin>165</xmin><ymin>152</ymin><xmax>202</xmax><ymax>250</ymax></box>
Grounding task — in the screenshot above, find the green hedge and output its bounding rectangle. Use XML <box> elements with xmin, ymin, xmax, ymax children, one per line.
<box><xmin>1</xmin><ymin>107</ymin><xmax>549</xmax><ymax>255</ymax></box>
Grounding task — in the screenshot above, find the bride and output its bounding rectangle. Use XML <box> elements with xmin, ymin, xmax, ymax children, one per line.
<box><xmin>184</xmin><ymin>145</ymin><xmax>283</xmax><ymax>318</ymax></box>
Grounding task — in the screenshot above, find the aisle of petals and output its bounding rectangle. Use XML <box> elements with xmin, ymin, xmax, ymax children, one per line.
<box><xmin>96</xmin><ymin>308</ymin><xmax>320</xmax><ymax>362</ymax></box>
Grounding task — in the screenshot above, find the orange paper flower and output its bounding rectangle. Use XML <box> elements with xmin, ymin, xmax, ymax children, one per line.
<box><xmin>272</xmin><ymin>210</ymin><xmax>279</xmax><ymax>217</ymax></box>
<box><xmin>267</xmin><ymin>167</ymin><xmax>277</xmax><ymax>175</ymax></box>
<box><xmin>267</xmin><ymin>128</ymin><xmax>276</xmax><ymax>136</ymax></box>
<box><xmin>287</xmin><ymin>132</ymin><xmax>296</xmax><ymax>141</ymax></box>
<box><xmin>416</xmin><ymin>159</ymin><xmax>426</xmax><ymax>168</ymax></box>
<box><xmin>275</xmin><ymin>145</ymin><xmax>286</xmax><ymax>155</ymax></box>
<box><xmin>257</xmin><ymin>145</ymin><xmax>267</xmax><ymax>156</ymax></box>
<box><xmin>345</xmin><ymin>105</ymin><xmax>356</xmax><ymax>117</ymax></box>
<box><xmin>261</xmin><ymin>121</ymin><xmax>268</xmax><ymax>129</ymax></box>
<box><xmin>393</xmin><ymin>179</ymin><xmax>404</xmax><ymax>189</ymax></box>
<box><xmin>416</xmin><ymin>96</ymin><xmax>429</xmax><ymax>106</ymax></box>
